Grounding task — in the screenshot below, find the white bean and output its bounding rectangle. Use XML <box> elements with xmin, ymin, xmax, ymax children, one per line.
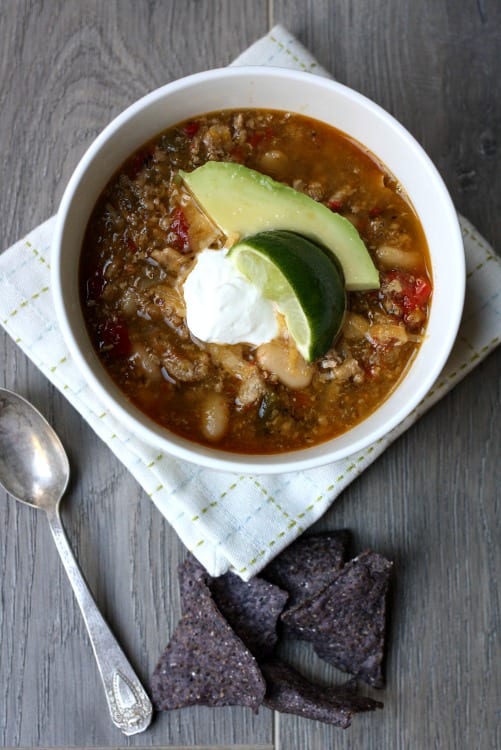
<box><xmin>130</xmin><ymin>343</ymin><xmax>161</xmax><ymax>381</ymax></box>
<box><xmin>375</xmin><ymin>245</ymin><xmax>425</xmax><ymax>273</ymax></box>
<box><xmin>257</xmin><ymin>340</ymin><xmax>313</xmax><ymax>389</ymax></box>
<box><xmin>200</xmin><ymin>392</ymin><xmax>230</xmax><ymax>442</ymax></box>
<box><xmin>368</xmin><ymin>323</ymin><xmax>408</xmax><ymax>346</ymax></box>
<box><xmin>257</xmin><ymin>150</ymin><xmax>288</xmax><ymax>177</ymax></box>
<box><xmin>342</xmin><ymin>312</ymin><xmax>369</xmax><ymax>340</ymax></box>
<box><xmin>120</xmin><ymin>288</ymin><xmax>138</xmax><ymax>317</ymax></box>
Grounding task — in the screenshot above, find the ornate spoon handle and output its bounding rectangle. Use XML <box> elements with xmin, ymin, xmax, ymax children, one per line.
<box><xmin>46</xmin><ymin>506</ymin><xmax>153</xmax><ymax>735</ymax></box>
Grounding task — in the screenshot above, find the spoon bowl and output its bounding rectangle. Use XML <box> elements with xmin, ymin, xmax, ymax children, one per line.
<box><xmin>0</xmin><ymin>388</ymin><xmax>152</xmax><ymax>735</ymax></box>
<box><xmin>0</xmin><ymin>390</ymin><xmax>69</xmax><ymax>510</ymax></box>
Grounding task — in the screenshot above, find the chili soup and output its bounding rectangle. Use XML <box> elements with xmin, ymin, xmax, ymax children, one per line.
<box><xmin>79</xmin><ymin>109</ymin><xmax>432</xmax><ymax>454</ymax></box>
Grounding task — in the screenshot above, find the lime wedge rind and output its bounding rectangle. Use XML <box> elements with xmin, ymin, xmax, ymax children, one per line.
<box><xmin>229</xmin><ymin>230</ymin><xmax>346</xmax><ymax>361</ymax></box>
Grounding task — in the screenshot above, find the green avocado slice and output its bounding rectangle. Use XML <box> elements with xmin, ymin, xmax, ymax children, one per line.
<box><xmin>179</xmin><ymin>161</ymin><xmax>380</xmax><ymax>291</ymax></box>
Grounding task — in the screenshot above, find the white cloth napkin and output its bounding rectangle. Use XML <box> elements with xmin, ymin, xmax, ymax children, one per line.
<box><xmin>1</xmin><ymin>26</ymin><xmax>500</xmax><ymax>580</ymax></box>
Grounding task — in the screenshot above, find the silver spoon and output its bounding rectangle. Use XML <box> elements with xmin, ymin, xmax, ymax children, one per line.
<box><xmin>0</xmin><ymin>388</ymin><xmax>153</xmax><ymax>735</ymax></box>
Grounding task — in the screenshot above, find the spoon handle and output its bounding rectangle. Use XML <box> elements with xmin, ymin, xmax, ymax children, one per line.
<box><xmin>45</xmin><ymin>506</ymin><xmax>153</xmax><ymax>735</ymax></box>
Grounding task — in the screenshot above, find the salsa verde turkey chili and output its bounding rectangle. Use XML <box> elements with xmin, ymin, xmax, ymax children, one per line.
<box><xmin>80</xmin><ymin>109</ymin><xmax>432</xmax><ymax>453</ymax></box>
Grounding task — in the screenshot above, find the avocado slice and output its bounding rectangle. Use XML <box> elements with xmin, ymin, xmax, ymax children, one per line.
<box><xmin>179</xmin><ymin>162</ymin><xmax>380</xmax><ymax>291</ymax></box>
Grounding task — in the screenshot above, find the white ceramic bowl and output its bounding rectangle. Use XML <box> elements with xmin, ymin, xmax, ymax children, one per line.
<box><xmin>52</xmin><ymin>67</ymin><xmax>465</xmax><ymax>474</ymax></box>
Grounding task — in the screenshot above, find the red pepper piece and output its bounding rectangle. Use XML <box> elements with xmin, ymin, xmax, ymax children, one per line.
<box><xmin>384</xmin><ymin>270</ymin><xmax>432</xmax><ymax>314</ymax></box>
<box><xmin>183</xmin><ymin>121</ymin><xmax>200</xmax><ymax>138</ymax></box>
<box><xmin>85</xmin><ymin>268</ymin><xmax>105</xmax><ymax>301</ymax></box>
<box><xmin>327</xmin><ymin>199</ymin><xmax>343</xmax><ymax>212</ymax></box>
<box><xmin>98</xmin><ymin>318</ymin><xmax>131</xmax><ymax>357</ymax></box>
<box><xmin>126</xmin><ymin>147</ymin><xmax>154</xmax><ymax>180</ymax></box>
<box><xmin>412</xmin><ymin>276</ymin><xmax>433</xmax><ymax>307</ymax></box>
<box><xmin>248</xmin><ymin>132</ymin><xmax>263</xmax><ymax>148</ymax></box>
<box><xmin>169</xmin><ymin>207</ymin><xmax>191</xmax><ymax>253</ymax></box>
<box><xmin>126</xmin><ymin>235</ymin><xmax>138</xmax><ymax>253</ymax></box>
<box><xmin>369</xmin><ymin>207</ymin><xmax>382</xmax><ymax>219</ymax></box>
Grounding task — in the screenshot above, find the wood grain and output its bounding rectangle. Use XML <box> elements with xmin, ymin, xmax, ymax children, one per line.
<box><xmin>0</xmin><ymin>1</ymin><xmax>499</xmax><ymax>748</ymax></box>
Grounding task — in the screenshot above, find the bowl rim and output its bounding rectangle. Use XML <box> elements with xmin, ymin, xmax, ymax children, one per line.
<box><xmin>52</xmin><ymin>65</ymin><xmax>465</xmax><ymax>474</ymax></box>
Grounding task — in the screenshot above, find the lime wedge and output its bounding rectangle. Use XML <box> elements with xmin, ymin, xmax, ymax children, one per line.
<box><xmin>228</xmin><ymin>230</ymin><xmax>346</xmax><ymax>361</ymax></box>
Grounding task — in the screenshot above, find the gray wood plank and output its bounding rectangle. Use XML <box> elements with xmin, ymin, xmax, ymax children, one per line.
<box><xmin>0</xmin><ymin>0</ymin><xmax>272</xmax><ymax>747</ymax></box>
<box><xmin>276</xmin><ymin>0</ymin><xmax>501</xmax><ymax>251</ymax></box>
<box><xmin>272</xmin><ymin>1</ymin><xmax>501</xmax><ymax>748</ymax></box>
<box><xmin>0</xmin><ymin>0</ymin><xmax>499</xmax><ymax>749</ymax></box>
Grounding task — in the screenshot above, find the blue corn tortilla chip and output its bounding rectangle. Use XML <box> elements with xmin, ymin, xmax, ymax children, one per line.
<box><xmin>262</xmin><ymin>530</ymin><xmax>351</xmax><ymax>609</ymax></box>
<box><xmin>261</xmin><ymin>659</ymin><xmax>383</xmax><ymax>728</ymax></box>
<box><xmin>178</xmin><ymin>554</ymin><xmax>288</xmax><ymax>662</ymax></box>
<box><xmin>281</xmin><ymin>550</ymin><xmax>392</xmax><ymax>688</ymax></box>
<box><xmin>178</xmin><ymin>554</ymin><xmax>211</xmax><ymax>612</ymax></box>
<box><xmin>151</xmin><ymin>562</ymin><xmax>265</xmax><ymax>712</ymax></box>
<box><xmin>152</xmin><ymin>538</ymin><xmax>392</xmax><ymax>723</ymax></box>
<box><xmin>209</xmin><ymin>571</ymin><xmax>289</xmax><ymax>662</ymax></box>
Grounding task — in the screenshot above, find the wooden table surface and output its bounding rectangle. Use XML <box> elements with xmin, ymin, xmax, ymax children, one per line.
<box><xmin>0</xmin><ymin>2</ymin><xmax>499</xmax><ymax>748</ymax></box>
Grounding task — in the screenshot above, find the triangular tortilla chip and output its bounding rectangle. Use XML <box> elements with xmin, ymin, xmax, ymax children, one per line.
<box><xmin>209</xmin><ymin>570</ymin><xmax>288</xmax><ymax>661</ymax></box>
<box><xmin>262</xmin><ymin>659</ymin><xmax>383</xmax><ymax>727</ymax></box>
<box><xmin>262</xmin><ymin>530</ymin><xmax>351</xmax><ymax>609</ymax></box>
<box><xmin>151</xmin><ymin>562</ymin><xmax>265</xmax><ymax>712</ymax></box>
<box><xmin>282</xmin><ymin>550</ymin><xmax>392</xmax><ymax>687</ymax></box>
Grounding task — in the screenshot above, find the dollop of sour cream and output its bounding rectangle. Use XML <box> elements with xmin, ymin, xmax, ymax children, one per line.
<box><xmin>183</xmin><ymin>248</ymin><xmax>279</xmax><ymax>345</ymax></box>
